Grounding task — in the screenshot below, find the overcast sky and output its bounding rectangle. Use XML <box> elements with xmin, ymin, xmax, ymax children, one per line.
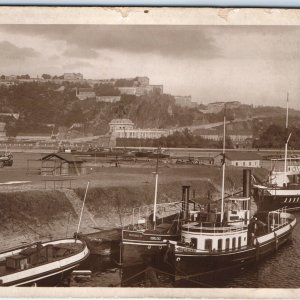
<box><xmin>0</xmin><ymin>25</ymin><xmax>299</xmax><ymax>109</ymax></box>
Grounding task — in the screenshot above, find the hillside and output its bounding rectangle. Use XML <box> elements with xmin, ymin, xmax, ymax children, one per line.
<box><xmin>0</xmin><ymin>81</ymin><xmax>300</xmax><ymax>141</ymax></box>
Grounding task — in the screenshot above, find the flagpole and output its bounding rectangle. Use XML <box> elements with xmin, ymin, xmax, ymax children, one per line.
<box><xmin>153</xmin><ymin>148</ymin><xmax>160</xmax><ymax>230</ymax></box>
<box><xmin>284</xmin><ymin>93</ymin><xmax>290</xmax><ymax>185</ymax></box>
<box><xmin>220</xmin><ymin>104</ymin><xmax>226</xmax><ymax>223</ymax></box>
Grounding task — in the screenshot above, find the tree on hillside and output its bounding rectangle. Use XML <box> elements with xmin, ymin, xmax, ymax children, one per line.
<box><xmin>42</xmin><ymin>74</ymin><xmax>52</xmax><ymax>79</ymax></box>
<box><xmin>94</xmin><ymin>84</ymin><xmax>120</xmax><ymax>96</ymax></box>
<box><xmin>115</xmin><ymin>79</ymin><xmax>136</xmax><ymax>87</ymax></box>
<box><xmin>252</xmin><ymin>124</ymin><xmax>300</xmax><ymax>149</ymax></box>
<box><xmin>217</xmin><ymin>135</ymin><xmax>234</xmax><ymax>149</ymax></box>
<box><xmin>64</xmin><ymin>102</ymin><xmax>85</xmax><ymax>126</ymax></box>
<box><xmin>5</xmin><ymin>119</ymin><xmax>18</xmax><ymax>137</ymax></box>
<box><xmin>17</xmin><ymin>74</ymin><xmax>30</xmax><ymax>79</ymax></box>
<box><xmin>158</xmin><ymin>129</ymin><xmax>226</xmax><ymax>148</ymax></box>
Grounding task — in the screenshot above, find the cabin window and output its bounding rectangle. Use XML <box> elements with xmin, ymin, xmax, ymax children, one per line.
<box><xmin>225</xmin><ymin>238</ymin><xmax>230</xmax><ymax>251</ymax></box>
<box><xmin>232</xmin><ymin>238</ymin><xmax>236</xmax><ymax>249</ymax></box>
<box><xmin>218</xmin><ymin>239</ymin><xmax>223</xmax><ymax>251</ymax></box>
<box><xmin>236</xmin><ymin>162</ymin><xmax>238</xmax><ymax>166</ymax></box>
<box><xmin>243</xmin><ymin>162</ymin><xmax>246</xmax><ymax>166</ymax></box>
<box><xmin>190</xmin><ymin>238</ymin><xmax>197</xmax><ymax>249</ymax></box>
<box><xmin>205</xmin><ymin>239</ymin><xmax>212</xmax><ymax>251</ymax></box>
<box><xmin>238</xmin><ymin>237</ymin><xmax>242</xmax><ymax>248</ymax></box>
<box><xmin>249</xmin><ymin>162</ymin><xmax>251</xmax><ymax>166</ymax></box>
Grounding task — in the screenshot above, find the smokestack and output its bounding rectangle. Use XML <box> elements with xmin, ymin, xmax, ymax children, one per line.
<box><xmin>182</xmin><ymin>186</ymin><xmax>190</xmax><ymax>220</ymax></box>
<box><xmin>182</xmin><ymin>186</ymin><xmax>186</xmax><ymax>213</ymax></box>
<box><xmin>243</xmin><ymin>169</ymin><xmax>252</xmax><ymax>209</ymax></box>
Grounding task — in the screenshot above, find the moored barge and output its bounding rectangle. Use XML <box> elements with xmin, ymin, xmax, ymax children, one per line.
<box><xmin>0</xmin><ymin>238</ymin><xmax>89</xmax><ymax>286</ymax></box>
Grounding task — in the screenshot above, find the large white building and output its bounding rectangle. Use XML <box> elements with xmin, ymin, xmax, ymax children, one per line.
<box><xmin>114</xmin><ymin>128</ymin><xmax>169</xmax><ymax>139</ymax></box>
<box><xmin>174</xmin><ymin>96</ymin><xmax>198</xmax><ymax>108</ymax></box>
<box><xmin>109</xmin><ymin>119</ymin><xmax>134</xmax><ymax>132</ymax></box>
<box><xmin>136</xmin><ymin>76</ymin><xmax>150</xmax><ymax>86</ymax></box>
<box><xmin>201</xmin><ymin>101</ymin><xmax>241</xmax><ymax>114</ymax></box>
<box><xmin>0</xmin><ymin>122</ymin><xmax>6</xmax><ymax>138</ymax></box>
<box><xmin>118</xmin><ymin>87</ymin><xmax>137</xmax><ymax>96</ymax></box>
<box><xmin>109</xmin><ymin>118</ymin><xmax>169</xmax><ymax>139</ymax></box>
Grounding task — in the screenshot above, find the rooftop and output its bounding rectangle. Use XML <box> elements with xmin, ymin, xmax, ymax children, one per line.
<box><xmin>77</xmin><ymin>88</ymin><xmax>94</xmax><ymax>93</ymax></box>
<box><xmin>109</xmin><ymin>118</ymin><xmax>134</xmax><ymax>125</ymax></box>
<box><xmin>224</xmin><ymin>151</ymin><xmax>262</xmax><ymax>161</ymax></box>
<box><xmin>42</xmin><ymin>153</ymin><xmax>84</xmax><ymax>163</ymax></box>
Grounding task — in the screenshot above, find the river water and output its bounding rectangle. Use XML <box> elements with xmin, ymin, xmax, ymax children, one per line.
<box><xmin>40</xmin><ymin>211</ymin><xmax>300</xmax><ymax>288</ymax></box>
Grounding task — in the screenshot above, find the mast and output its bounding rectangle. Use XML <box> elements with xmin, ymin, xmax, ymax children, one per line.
<box><xmin>284</xmin><ymin>93</ymin><xmax>291</xmax><ymax>185</ymax></box>
<box><xmin>220</xmin><ymin>104</ymin><xmax>226</xmax><ymax>223</ymax></box>
<box><xmin>75</xmin><ymin>181</ymin><xmax>90</xmax><ymax>242</ymax></box>
<box><xmin>152</xmin><ymin>148</ymin><xmax>160</xmax><ymax>230</ymax></box>
<box><xmin>123</xmin><ymin>127</ymin><xmax>126</xmax><ymax>150</ymax></box>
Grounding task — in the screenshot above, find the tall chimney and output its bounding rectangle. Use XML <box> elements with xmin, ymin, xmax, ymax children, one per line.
<box><xmin>182</xmin><ymin>186</ymin><xmax>190</xmax><ymax>220</ymax></box>
<box><xmin>243</xmin><ymin>169</ymin><xmax>252</xmax><ymax>209</ymax></box>
<box><xmin>182</xmin><ymin>186</ymin><xmax>186</xmax><ymax>213</ymax></box>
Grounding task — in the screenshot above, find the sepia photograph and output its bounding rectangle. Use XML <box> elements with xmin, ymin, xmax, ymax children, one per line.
<box><xmin>0</xmin><ymin>7</ymin><xmax>299</xmax><ymax>296</ymax></box>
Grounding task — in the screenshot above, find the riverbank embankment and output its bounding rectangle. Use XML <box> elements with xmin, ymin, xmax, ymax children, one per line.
<box><xmin>0</xmin><ymin>161</ymin><xmax>268</xmax><ymax>251</ymax></box>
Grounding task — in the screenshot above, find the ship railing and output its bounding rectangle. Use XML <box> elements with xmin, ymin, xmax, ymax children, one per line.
<box><xmin>181</xmin><ymin>221</ymin><xmax>248</xmax><ymax>234</ymax></box>
<box><xmin>0</xmin><ymin>241</ymin><xmax>87</xmax><ymax>277</ymax></box>
<box><xmin>121</xmin><ymin>201</ymin><xmax>182</xmax><ymax>229</ymax></box>
<box><xmin>267</xmin><ymin>206</ymin><xmax>292</xmax><ymax>231</ymax></box>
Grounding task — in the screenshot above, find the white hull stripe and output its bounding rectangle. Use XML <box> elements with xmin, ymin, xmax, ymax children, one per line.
<box><xmin>175</xmin><ymin>225</ymin><xmax>294</xmax><ymax>257</ymax></box>
<box><xmin>122</xmin><ymin>241</ymin><xmax>167</xmax><ymax>247</ymax></box>
<box><xmin>0</xmin><ymin>240</ymin><xmax>89</xmax><ymax>286</ymax></box>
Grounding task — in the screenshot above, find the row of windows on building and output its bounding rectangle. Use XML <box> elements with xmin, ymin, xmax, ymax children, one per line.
<box><xmin>234</xmin><ymin>161</ymin><xmax>259</xmax><ymax>167</ymax></box>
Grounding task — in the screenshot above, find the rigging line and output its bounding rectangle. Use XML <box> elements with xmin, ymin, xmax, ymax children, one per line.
<box><xmin>159</xmin><ymin>258</ymin><xmax>216</xmax><ymax>288</ymax></box>
<box><xmin>112</xmin><ymin>266</ymin><xmax>152</xmax><ymax>286</ymax></box>
<box><xmin>177</xmin><ymin>277</ymin><xmax>215</xmax><ymax>288</ymax></box>
<box><xmin>149</xmin><ymin>266</ymin><xmax>214</xmax><ymax>287</ymax></box>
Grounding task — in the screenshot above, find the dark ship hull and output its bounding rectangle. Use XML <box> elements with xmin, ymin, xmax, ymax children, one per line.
<box><xmin>121</xmin><ymin>229</ymin><xmax>179</xmax><ymax>267</ymax></box>
<box><xmin>168</xmin><ymin>217</ymin><xmax>296</xmax><ymax>282</ymax></box>
<box><xmin>253</xmin><ymin>186</ymin><xmax>300</xmax><ymax>212</ymax></box>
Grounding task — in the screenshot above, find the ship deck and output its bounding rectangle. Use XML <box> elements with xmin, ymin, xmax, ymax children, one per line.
<box><xmin>0</xmin><ymin>242</ymin><xmax>84</xmax><ymax>277</ymax></box>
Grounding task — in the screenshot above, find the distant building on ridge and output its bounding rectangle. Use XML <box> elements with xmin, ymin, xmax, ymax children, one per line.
<box><xmin>76</xmin><ymin>88</ymin><xmax>96</xmax><ymax>100</ymax></box>
<box><xmin>63</xmin><ymin>73</ymin><xmax>83</xmax><ymax>81</ymax></box>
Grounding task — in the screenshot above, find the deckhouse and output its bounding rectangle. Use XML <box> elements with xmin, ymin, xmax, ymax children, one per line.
<box><xmin>179</xmin><ymin>197</ymin><xmax>250</xmax><ymax>253</ymax></box>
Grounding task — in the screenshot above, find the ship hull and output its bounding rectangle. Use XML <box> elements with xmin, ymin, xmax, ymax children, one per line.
<box><xmin>253</xmin><ymin>187</ymin><xmax>300</xmax><ymax>212</ymax></box>
<box><xmin>0</xmin><ymin>239</ymin><xmax>90</xmax><ymax>287</ymax></box>
<box><xmin>122</xmin><ymin>231</ymin><xmax>179</xmax><ymax>267</ymax></box>
<box><xmin>169</xmin><ymin>220</ymin><xmax>295</xmax><ymax>282</ymax></box>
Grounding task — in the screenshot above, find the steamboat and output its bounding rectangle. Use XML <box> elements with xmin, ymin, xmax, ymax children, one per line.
<box><xmin>253</xmin><ymin>95</ymin><xmax>300</xmax><ymax>211</ymax></box>
<box><xmin>167</xmin><ymin>105</ymin><xmax>297</xmax><ymax>282</ymax></box>
<box><xmin>167</xmin><ymin>170</ymin><xmax>296</xmax><ymax>282</ymax></box>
